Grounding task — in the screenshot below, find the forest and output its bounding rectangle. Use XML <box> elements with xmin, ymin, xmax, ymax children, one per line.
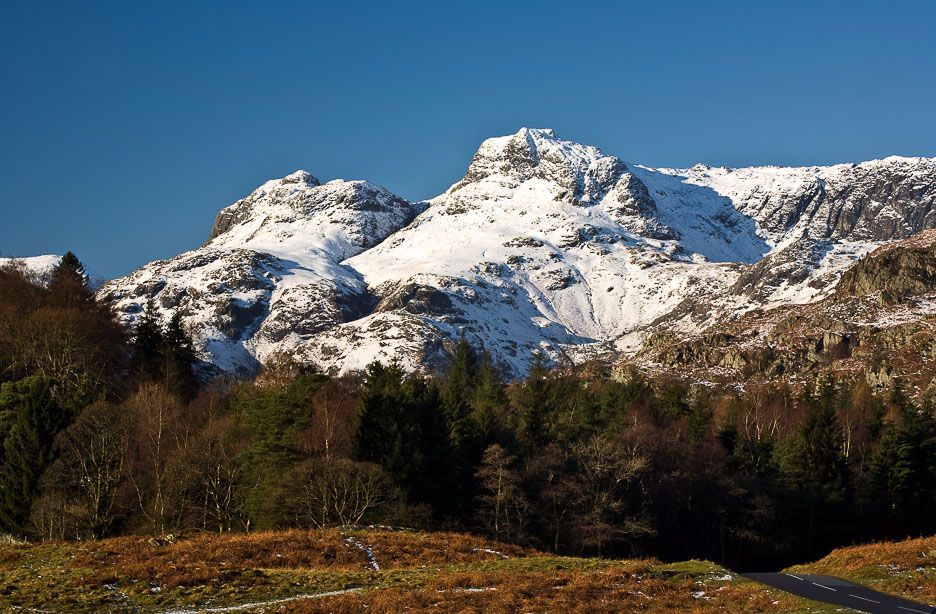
<box><xmin>2</xmin><ymin>254</ymin><xmax>935</xmax><ymax>571</ymax></box>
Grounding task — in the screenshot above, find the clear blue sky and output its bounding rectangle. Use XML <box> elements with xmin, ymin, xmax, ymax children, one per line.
<box><xmin>2</xmin><ymin>0</ymin><xmax>935</xmax><ymax>278</ymax></box>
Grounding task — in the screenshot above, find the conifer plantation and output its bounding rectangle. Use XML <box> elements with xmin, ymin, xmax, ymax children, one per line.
<box><xmin>2</xmin><ymin>256</ymin><xmax>936</xmax><ymax>572</ymax></box>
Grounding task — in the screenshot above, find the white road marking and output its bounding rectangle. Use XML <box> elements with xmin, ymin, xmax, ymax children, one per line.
<box><xmin>849</xmin><ymin>593</ymin><xmax>881</xmax><ymax>604</ymax></box>
<box><xmin>757</xmin><ymin>573</ymin><xmax>933</xmax><ymax>614</ymax></box>
<box><xmin>811</xmin><ymin>582</ymin><xmax>836</xmax><ymax>591</ymax></box>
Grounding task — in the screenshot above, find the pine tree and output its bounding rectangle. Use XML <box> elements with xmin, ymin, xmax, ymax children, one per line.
<box><xmin>865</xmin><ymin>396</ymin><xmax>936</xmax><ymax>537</ymax></box>
<box><xmin>0</xmin><ymin>376</ymin><xmax>68</xmax><ymax>535</ymax></box>
<box><xmin>162</xmin><ymin>311</ymin><xmax>197</xmax><ymax>399</ymax></box>
<box><xmin>442</xmin><ymin>336</ymin><xmax>479</xmax><ymax>456</ymax></box>
<box><xmin>779</xmin><ymin>380</ymin><xmax>850</xmax><ymax>555</ymax></box>
<box><xmin>441</xmin><ymin>337</ymin><xmax>482</xmax><ymax>515</ymax></box>
<box><xmin>51</xmin><ymin>251</ymin><xmax>87</xmax><ymax>286</ymax></box>
<box><xmin>404</xmin><ymin>372</ymin><xmax>456</xmax><ymax>512</ymax></box>
<box><xmin>48</xmin><ymin>251</ymin><xmax>92</xmax><ymax>307</ymax></box>
<box><xmin>472</xmin><ymin>352</ymin><xmax>508</xmax><ymax>442</ymax></box>
<box><xmin>353</xmin><ymin>362</ymin><xmax>455</xmax><ymax>514</ymax></box>
<box><xmin>688</xmin><ymin>390</ymin><xmax>714</xmax><ymax>445</ymax></box>
<box><xmin>510</xmin><ymin>354</ymin><xmax>550</xmax><ymax>451</ymax></box>
<box><xmin>354</xmin><ymin>362</ymin><xmax>408</xmax><ymax>471</ymax></box>
<box><xmin>132</xmin><ymin>298</ymin><xmax>165</xmax><ymax>382</ymax></box>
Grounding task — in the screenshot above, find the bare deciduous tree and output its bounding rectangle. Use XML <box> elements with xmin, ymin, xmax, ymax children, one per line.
<box><xmin>304</xmin><ymin>377</ymin><xmax>359</xmax><ymax>460</ymax></box>
<box><xmin>475</xmin><ymin>444</ymin><xmax>528</xmax><ymax>542</ymax></box>
<box><xmin>291</xmin><ymin>458</ymin><xmax>397</xmax><ymax>528</ymax></box>
<box><xmin>187</xmin><ymin>414</ymin><xmax>249</xmax><ymax>533</ymax></box>
<box><xmin>571</xmin><ymin>434</ymin><xmax>651</xmax><ymax>555</ymax></box>
<box><xmin>58</xmin><ymin>401</ymin><xmax>130</xmax><ymax>538</ymax></box>
<box><xmin>126</xmin><ymin>383</ymin><xmax>188</xmax><ymax>535</ymax></box>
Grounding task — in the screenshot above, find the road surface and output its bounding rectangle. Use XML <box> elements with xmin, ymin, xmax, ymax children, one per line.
<box><xmin>745</xmin><ymin>573</ymin><xmax>934</xmax><ymax>614</ymax></box>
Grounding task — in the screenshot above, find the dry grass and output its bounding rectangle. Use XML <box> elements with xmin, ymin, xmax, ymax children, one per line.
<box><xmin>8</xmin><ymin>528</ymin><xmax>914</xmax><ymax>612</ymax></box>
<box><xmin>360</xmin><ymin>529</ymin><xmax>532</xmax><ymax>567</ymax></box>
<box><xmin>789</xmin><ymin>535</ymin><xmax>936</xmax><ymax>601</ymax></box>
<box><xmin>796</xmin><ymin>535</ymin><xmax>936</xmax><ymax>572</ymax></box>
<box><xmin>65</xmin><ymin>528</ymin><xmax>534</xmax><ymax>590</ymax></box>
<box><xmin>70</xmin><ymin>529</ymin><xmax>362</xmax><ymax>588</ymax></box>
<box><xmin>296</xmin><ymin>564</ymin><xmax>795</xmax><ymax>613</ymax></box>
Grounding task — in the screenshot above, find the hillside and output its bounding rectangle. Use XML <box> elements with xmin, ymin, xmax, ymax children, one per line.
<box><xmin>790</xmin><ymin>534</ymin><xmax>936</xmax><ymax>605</ymax></box>
<box><xmin>636</xmin><ymin>229</ymin><xmax>936</xmax><ymax>397</ymax></box>
<box><xmin>0</xmin><ymin>528</ymin><xmax>880</xmax><ymax>613</ymax></box>
<box><xmin>3</xmin><ymin>528</ymin><xmax>934</xmax><ymax>613</ymax></box>
<box><xmin>96</xmin><ymin>128</ymin><xmax>936</xmax><ymax>378</ymax></box>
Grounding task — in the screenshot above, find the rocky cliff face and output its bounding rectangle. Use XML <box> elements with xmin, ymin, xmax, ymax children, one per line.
<box><xmin>636</xmin><ymin>231</ymin><xmax>936</xmax><ymax>397</ymax></box>
<box><xmin>653</xmin><ymin>157</ymin><xmax>936</xmax><ymax>244</ymax></box>
<box><xmin>97</xmin><ymin>128</ymin><xmax>936</xmax><ymax>378</ymax></box>
<box><xmin>836</xmin><ymin>232</ymin><xmax>936</xmax><ymax>303</ymax></box>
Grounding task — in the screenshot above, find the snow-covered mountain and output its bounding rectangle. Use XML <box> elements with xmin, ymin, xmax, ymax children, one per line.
<box><xmin>98</xmin><ymin>128</ymin><xmax>936</xmax><ymax>377</ymax></box>
<box><xmin>0</xmin><ymin>254</ymin><xmax>105</xmax><ymax>289</ymax></box>
<box><xmin>98</xmin><ymin>173</ymin><xmax>423</xmax><ymax>374</ymax></box>
<box><xmin>0</xmin><ymin>254</ymin><xmax>64</xmax><ymax>283</ymax></box>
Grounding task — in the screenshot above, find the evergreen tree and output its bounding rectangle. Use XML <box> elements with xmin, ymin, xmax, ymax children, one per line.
<box><xmin>403</xmin><ymin>372</ymin><xmax>456</xmax><ymax>512</ymax></box>
<box><xmin>0</xmin><ymin>376</ymin><xmax>69</xmax><ymax>535</ymax></box>
<box><xmin>688</xmin><ymin>390</ymin><xmax>714</xmax><ymax>445</ymax></box>
<box><xmin>597</xmin><ymin>369</ymin><xmax>651</xmax><ymax>430</ymax></box>
<box><xmin>865</xmin><ymin>396</ymin><xmax>936</xmax><ymax>537</ymax></box>
<box><xmin>162</xmin><ymin>311</ymin><xmax>197</xmax><ymax>399</ymax></box>
<box><xmin>51</xmin><ymin>251</ymin><xmax>87</xmax><ymax>286</ymax></box>
<box><xmin>649</xmin><ymin>378</ymin><xmax>690</xmax><ymax>424</ymax></box>
<box><xmin>779</xmin><ymin>380</ymin><xmax>850</xmax><ymax>555</ymax></box>
<box><xmin>471</xmin><ymin>352</ymin><xmax>508</xmax><ymax>442</ymax></box>
<box><xmin>132</xmin><ymin>299</ymin><xmax>165</xmax><ymax>382</ymax></box>
<box><xmin>441</xmin><ymin>337</ymin><xmax>482</xmax><ymax>515</ymax></box>
<box><xmin>510</xmin><ymin>354</ymin><xmax>550</xmax><ymax>451</ymax></box>
<box><xmin>235</xmin><ymin>372</ymin><xmax>328</xmax><ymax>528</ymax></box>
<box><xmin>47</xmin><ymin>251</ymin><xmax>93</xmax><ymax>310</ymax></box>
<box><xmin>354</xmin><ymin>362</ymin><xmax>409</xmax><ymax>474</ymax></box>
<box><xmin>798</xmin><ymin>378</ymin><xmax>848</xmax><ymax>488</ymax></box>
<box><xmin>442</xmin><ymin>337</ymin><xmax>479</xmax><ymax>456</ymax></box>
<box><xmin>354</xmin><ymin>362</ymin><xmax>456</xmax><ymax>514</ymax></box>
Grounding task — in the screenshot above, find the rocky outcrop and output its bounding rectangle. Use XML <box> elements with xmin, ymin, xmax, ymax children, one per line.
<box><xmin>634</xmin><ymin>232</ymin><xmax>936</xmax><ymax>397</ymax></box>
<box><xmin>208</xmin><ymin>171</ymin><xmax>321</xmax><ymax>240</ymax></box>
<box><xmin>836</xmin><ymin>230</ymin><xmax>936</xmax><ymax>303</ymax></box>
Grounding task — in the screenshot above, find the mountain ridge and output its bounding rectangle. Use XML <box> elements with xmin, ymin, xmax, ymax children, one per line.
<box><xmin>93</xmin><ymin>128</ymin><xmax>936</xmax><ymax>378</ymax></box>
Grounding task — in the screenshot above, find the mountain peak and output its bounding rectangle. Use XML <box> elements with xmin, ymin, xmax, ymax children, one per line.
<box><xmin>451</xmin><ymin>128</ymin><xmax>627</xmax><ymax>204</ymax></box>
<box><xmin>282</xmin><ymin>169</ymin><xmax>320</xmax><ymax>185</ymax></box>
<box><xmin>207</xmin><ymin>171</ymin><xmax>419</xmax><ymax>253</ymax></box>
<box><xmin>514</xmin><ymin>126</ymin><xmax>556</xmax><ymax>140</ymax></box>
<box><xmin>256</xmin><ymin>170</ymin><xmax>320</xmax><ymax>193</ymax></box>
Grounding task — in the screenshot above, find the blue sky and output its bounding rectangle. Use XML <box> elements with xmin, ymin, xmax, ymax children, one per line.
<box><xmin>2</xmin><ymin>0</ymin><xmax>935</xmax><ymax>278</ymax></box>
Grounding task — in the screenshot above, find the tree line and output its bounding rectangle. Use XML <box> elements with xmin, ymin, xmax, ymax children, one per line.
<box><xmin>1</xmin><ymin>254</ymin><xmax>935</xmax><ymax>569</ymax></box>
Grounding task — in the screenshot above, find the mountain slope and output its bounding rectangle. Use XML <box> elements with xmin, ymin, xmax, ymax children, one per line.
<box><xmin>0</xmin><ymin>254</ymin><xmax>105</xmax><ymax>288</ymax></box>
<box><xmin>636</xmin><ymin>230</ymin><xmax>936</xmax><ymax>397</ymax></box>
<box><xmin>0</xmin><ymin>254</ymin><xmax>63</xmax><ymax>283</ymax></box>
<box><xmin>98</xmin><ymin>129</ymin><xmax>936</xmax><ymax>377</ymax></box>
<box><xmin>98</xmin><ymin>173</ymin><xmax>423</xmax><ymax>375</ymax></box>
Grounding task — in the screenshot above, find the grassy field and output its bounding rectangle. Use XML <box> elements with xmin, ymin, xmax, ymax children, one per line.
<box><xmin>0</xmin><ymin>528</ymin><xmax>932</xmax><ymax>612</ymax></box>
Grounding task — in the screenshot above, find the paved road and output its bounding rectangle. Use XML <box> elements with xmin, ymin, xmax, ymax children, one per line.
<box><xmin>745</xmin><ymin>573</ymin><xmax>934</xmax><ymax>614</ymax></box>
